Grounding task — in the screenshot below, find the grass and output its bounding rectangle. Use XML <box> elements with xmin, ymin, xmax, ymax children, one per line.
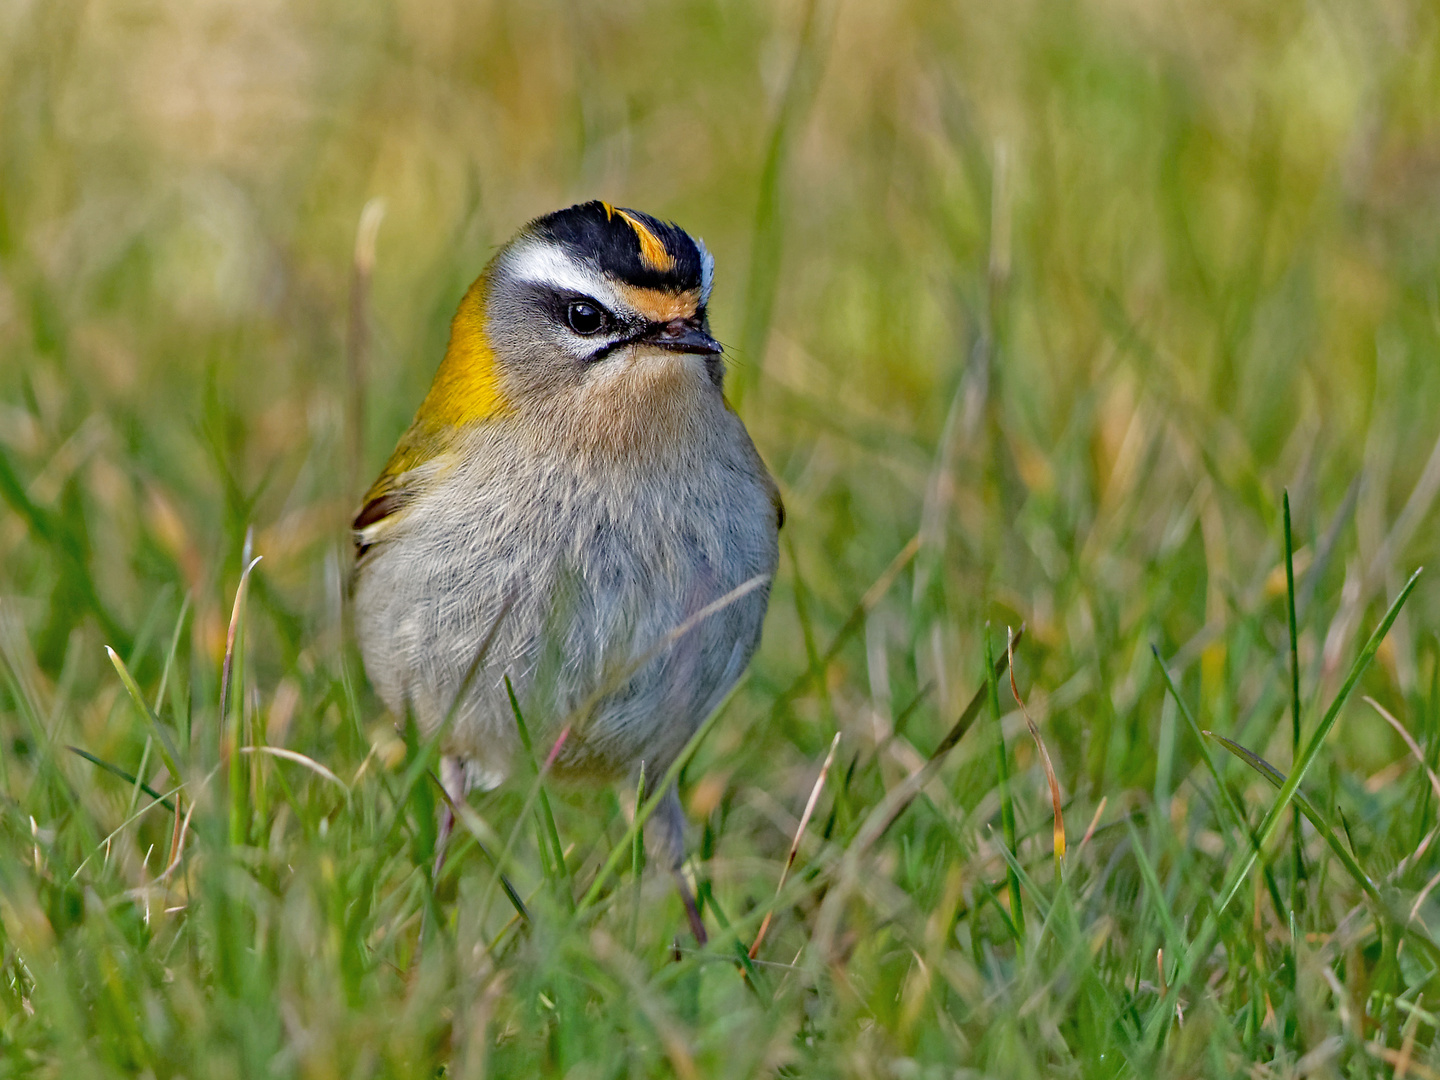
<box><xmin>5</xmin><ymin>0</ymin><xmax>1440</xmax><ymax>1075</ymax></box>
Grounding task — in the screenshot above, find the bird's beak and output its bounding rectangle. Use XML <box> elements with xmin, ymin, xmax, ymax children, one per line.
<box><xmin>642</xmin><ymin>319</ymin><xmax>722</xmax><ymax>356</ymax></box>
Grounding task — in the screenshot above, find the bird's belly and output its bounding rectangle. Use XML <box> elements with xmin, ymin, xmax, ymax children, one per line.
<box><xmin>540</xmin><ymin>520</ymin><xmax>769</xmax><ymax>776</ymax></box>
<box><xmin>353</xmin><ymin>462</ymin><xmax>777</xmax><ymax>785</ymax></box>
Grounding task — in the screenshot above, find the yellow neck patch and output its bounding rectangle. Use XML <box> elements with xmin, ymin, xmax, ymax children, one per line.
<box><xmin>603</xmin><ymin>203</ymin><xmax>675</xmax><ymax>273</ymax></box>
<box><xmin>415</xmin><ymin>273</ymin><xmax>511</xmax><ymax>430</ymax></box>
<box><xmin>361</xmin><ymin>271</ymin><xmax>509</xmax><ymax>505</ymax></box>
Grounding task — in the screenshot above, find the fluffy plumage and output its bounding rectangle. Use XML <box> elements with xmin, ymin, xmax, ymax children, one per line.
<box><xmin>351</xmin><ymin>203</ymin><xmax>780</xmax><ymax>871</ymax></box>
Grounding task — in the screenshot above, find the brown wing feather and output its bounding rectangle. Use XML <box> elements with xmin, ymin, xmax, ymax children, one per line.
<box><xmin>351</xmin><ymin>419</ymin><xmax>454</xmax><ymax>558</ymax></box>
<box><xmin>352</xmin><ymin>455</ymin><xmax>426</xmax><ymax>558</ymax></box>
<box><xmin>352</xmin><ymin>490</ymin><xmax>410</xmax><ymax>557</ymax></box>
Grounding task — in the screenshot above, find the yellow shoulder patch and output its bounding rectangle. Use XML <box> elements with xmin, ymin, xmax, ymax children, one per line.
<box><xmin>354</xmin><ymin>269</ymin><xmax>516</xmax><ymax>555</ymax></box>
<box><xmin>614</xmin><ymin>208</ymin><xmax>675</xmax><ymax>273</ymax></box>
<box><xmin>414</xmin><ymin>272</ymin><xmax>512</xmax><ymax>432</ymax></box>
<box><xmin>359</xmin><ymin>271</ymin><xmax>509</xmax><ymax>524</ymax></box>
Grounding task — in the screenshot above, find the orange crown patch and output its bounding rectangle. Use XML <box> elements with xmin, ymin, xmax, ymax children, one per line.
<box><xmin>602</xmin><ymin>203</ymin><xmax>675</xmax><ymax>273</ymax></box>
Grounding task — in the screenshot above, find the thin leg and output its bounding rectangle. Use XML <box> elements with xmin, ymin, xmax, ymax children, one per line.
<box><xmin>672</xmin><ymin>868</ymin><xmax>708</xmax><ymax>947</ymax></box>
<box><xmin>649</xmin><ymin>784</ymin><xmax>707</xmax><ymax>946</ymax></box>
<box><xmin>428</xmin><ymin>757</ymin><xmax>528</xmax><ymax>924</ymax></box>
<box><xmin>433</xmin><ymin>755</ymin><xmax>468</xmax><ymax>882</ymax></box>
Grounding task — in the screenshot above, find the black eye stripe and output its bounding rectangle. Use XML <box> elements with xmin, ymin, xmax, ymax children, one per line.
<box><xmin>584</xmin><ymin>336</ymin><xmax>635</xmax><ymax>363</ymax></box>
<box><xmin>514</xmin><ymin>282</ymin><xmax>621</xmax><ymax>334</ymax></box>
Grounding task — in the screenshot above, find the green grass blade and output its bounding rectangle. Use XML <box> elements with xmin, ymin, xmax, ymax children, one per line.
<box><xmin>220</xmin><ymin>555</ymin><xmax>262</xmax><ymax>848</ymax></box>
<box><xmin>217</xmin><ymin>555</ymin><xmax>263</xmax><ymax>749</ymax></box>
<box><xmin>433</xmin><ymin>773</ymin><xmax>529</xmax><ymax>924</ymax></box>
<box><xmin>66</xmin><ymin>746</ymin><xmax>176</xmax><ymax>812</ymax></box>
<box><xmin>1151</xmin><ymin>646</ymin><xmax>1246</xmax><ymax>831</ymax></box>
<box><xmin>986</xmin><ymin>624</ymin><xmax>1025</xmax><ymax>940</ymax></box>
<box><xmin>733</xmin><ymin>0</ymin><xmax>831</xmax><ymax>407</ymax></box>
<box><xmin>124</xmin><ymin>735</ymin><xmax>153</xmax><ymax>820</ymax></box>
<box><xmin>505</xmin><ymin>674</ymin><xmax>570</xmax><ymax>903</ymax></box>
<box><xmin>1204</xmin><ymin>729</ymin><xmax>1440</xmax><ymax>968</ymax></box>
<box><xmin>1205</xmin><ymin>731</ymin><xmax>1380</xmax><ymax>906</ymax></box>
<box><xmin>575</xmin><ymin>678</ymin><xmax>745</xmax><ymax>919</ymax></box>
<box><xmin>1151</xmin><ymin>646</ymin><xmax>1287</xmax><ymax>921</ymax></box>
<box><xmin>1283</xmin><ymin>491</ymin><xmax>1305</xmax><ymax>901</ymax></box>
<box><xmin>154</xmin><ymin>593</ymin><xmax>191</xmax><ymax>719</ymax></box>
<box><xmin>106</xmin><ymin>645</ymin><xmax>182</xmax><ymax>785</ymax></box>
<box><xmin>630</xmin><ymin>762</ymin><xmax>645</xmax><ymax>950</ymax></box>
<box><xmin>1215</xmin><ymin>566</ymin><xmax>1422</xmax><ymax>916</ymax></box>
<box><xmin>1125</xmin><ymin>820</ymin><xmax>1185</xmax><ymax>958</ymax></box>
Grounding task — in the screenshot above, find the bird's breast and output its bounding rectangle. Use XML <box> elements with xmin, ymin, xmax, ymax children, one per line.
<box><xmin>353</xmin><ymin>404</ymin><xmax>777</xmax><ymax>778</ymax></box>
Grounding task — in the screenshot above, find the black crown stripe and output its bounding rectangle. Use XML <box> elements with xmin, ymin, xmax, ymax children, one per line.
<box><xmin>527</xmin><ymin>201</ymin><xmax>704</xmax><ymax>293</ymax></box>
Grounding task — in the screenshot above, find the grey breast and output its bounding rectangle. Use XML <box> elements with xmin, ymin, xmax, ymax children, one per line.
<box><xmin>354</xmin><ymin>417</ymin><xmax>777</xmax><ymax>787</ymax></box>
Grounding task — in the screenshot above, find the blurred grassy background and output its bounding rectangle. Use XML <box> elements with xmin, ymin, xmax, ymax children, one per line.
<box><xmin>5</xmin><ymin>0</ymin><xmax>1440</xmax><ymax>1075</ymax></box>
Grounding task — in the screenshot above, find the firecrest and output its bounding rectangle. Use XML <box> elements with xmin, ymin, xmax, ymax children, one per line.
<box><xmin>351</xmin><ymin>201</ymin><xmax>782</xmax><ymax>906</ymax></box>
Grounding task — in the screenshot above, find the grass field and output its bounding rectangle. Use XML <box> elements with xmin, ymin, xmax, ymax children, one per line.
<box><xmin>5</xmin><ymin>0</ymin><xmax>1440</xmax><ymax>1075</ymax></box>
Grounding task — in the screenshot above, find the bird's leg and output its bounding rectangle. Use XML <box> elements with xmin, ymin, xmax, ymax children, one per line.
<box><xmin>433</xmin><ymin>754</ymin><xmax>468</xmax><ymax>882</ymax></box>
<box><xmin>648</xmin><ymin>782</ymin><xmax>708</xmax><ymax>946</ymax></box>
<box><xmin>672</xmin><ymin>869</ymin><xmax>708</xmax><ymax>948</ymax></box>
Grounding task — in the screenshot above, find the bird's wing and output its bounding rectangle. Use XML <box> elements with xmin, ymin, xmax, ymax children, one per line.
<box><xmin>355</xmin><ymin>269</ymin><xmax>512</xmax><ymax>559</ymax></box>
<box><xmin>351</xmin><ymin>428</ymin><xmax>456</xmax><ymax>558</ymax></box>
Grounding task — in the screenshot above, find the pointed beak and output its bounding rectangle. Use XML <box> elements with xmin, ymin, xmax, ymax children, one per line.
<box><xmin>642</xmin><ymin>319</ymin><xmax>722</xmax><ymax>356</ymax></box>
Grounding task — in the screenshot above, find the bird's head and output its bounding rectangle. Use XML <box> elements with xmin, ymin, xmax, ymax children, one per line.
<box><xmin>412</xmin><ymin>201</ymin><xmax>723</xmax><ymax>455</ymax></box>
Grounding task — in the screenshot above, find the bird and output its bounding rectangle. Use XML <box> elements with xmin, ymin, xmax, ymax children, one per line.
<box><xmin>351</xmin><ymin>201</ymin><xmax>782</xmax><ymax>939</ymax></box>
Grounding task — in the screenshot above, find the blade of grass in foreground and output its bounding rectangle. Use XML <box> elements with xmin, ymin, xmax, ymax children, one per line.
<box><xmin>1283</xmin><ymin>492</ymin><xmax>1305</xmax><ymax>905</ymax></box>
<box><xmin>153</xmin><ymin>594</ymin><xmax>190</xmax><ymax>720</ymax></box>
<box><xmin>1144</xmin><ymin>567</ymin><xmax>1422</xmax><ymax>1050</ymax></box>
<box><xmin>986</xmin><ymin>626</ymin><xmax>1024</xmax><ymax>942</ymax></box>
<box><xmin>106</xmin><ymin>646</ymin><xmax>182</xmax><ymax>786</ymax></box>
<box><xmin>1207</xmin><ymin>729</ymin><xmax>1440</xmax><ymax>970</ymax></box>
<box><xmin>220</xmin><ymin>554</ymin><xmax>263</xmax><ymax>848</ymax></box>
<box><xmin>1151</xmin><ymin>647</ymin><xmax>1286</xmax><ymax>922</ymax></box>
<box><xmin>1125</xmin><ymin>819</ymin><xmax>1185</xmax><ymax>961</ymax></box>
<box><xmin>630</xmin><ymin>763</ymin><xmax>645</xmax><ymax>950</ymax></box>
<box><xmin>574</xmin><ymin>679</ymin><xmax>745</xmax><ymax>920</ymax></box>
<box><xmin>1214</xmin><ymin>565</ymin><xmax>1421</xmax><ymax>916</ymax></box>
<box><xmin>66</xmin><ymin>746</ymin><xmax>176</xmax><ymax>812</ymax></box>
<box><xmin>506</xmin><ymin>674</ymin><xmax>571</xmax><ymax>906</ymax></box>
<box><xmin>1205</xmin><ymin>732</ymin><xmax>1379</xmax><ymax>907</ymax></box>
<box><xmin>435</xmin><ymin>776</ymin><xmax>530</xmax><ymax>925</ymax></box>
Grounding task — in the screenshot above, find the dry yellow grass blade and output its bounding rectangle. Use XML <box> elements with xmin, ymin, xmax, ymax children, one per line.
<box><xmin>1008</xmin><ymin>629</ymin><xmax>1064</xmax><ymax>864</ymax></box>
<box><xmin>749</xmin><ymin>730</ymin><xmax>840</xmax><ymax>960</ymax></box>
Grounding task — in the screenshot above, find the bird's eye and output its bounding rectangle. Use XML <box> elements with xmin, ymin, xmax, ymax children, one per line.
<box><xmin>567</xmin><ymin>300</ymin><xmax>606</xmax><ymax>335</ymax></box>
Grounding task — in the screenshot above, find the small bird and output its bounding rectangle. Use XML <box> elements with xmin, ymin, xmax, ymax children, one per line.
<box><xmin>352</xmin><ymin>202</ymin><xmax>781</xmax><ymax>935</ymax></box>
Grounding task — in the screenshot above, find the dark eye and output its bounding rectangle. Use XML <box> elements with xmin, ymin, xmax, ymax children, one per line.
<box><xmin>566</xmin><ymin>300</ymin><xmax>606</xmax><ymax>335</ymax></box>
